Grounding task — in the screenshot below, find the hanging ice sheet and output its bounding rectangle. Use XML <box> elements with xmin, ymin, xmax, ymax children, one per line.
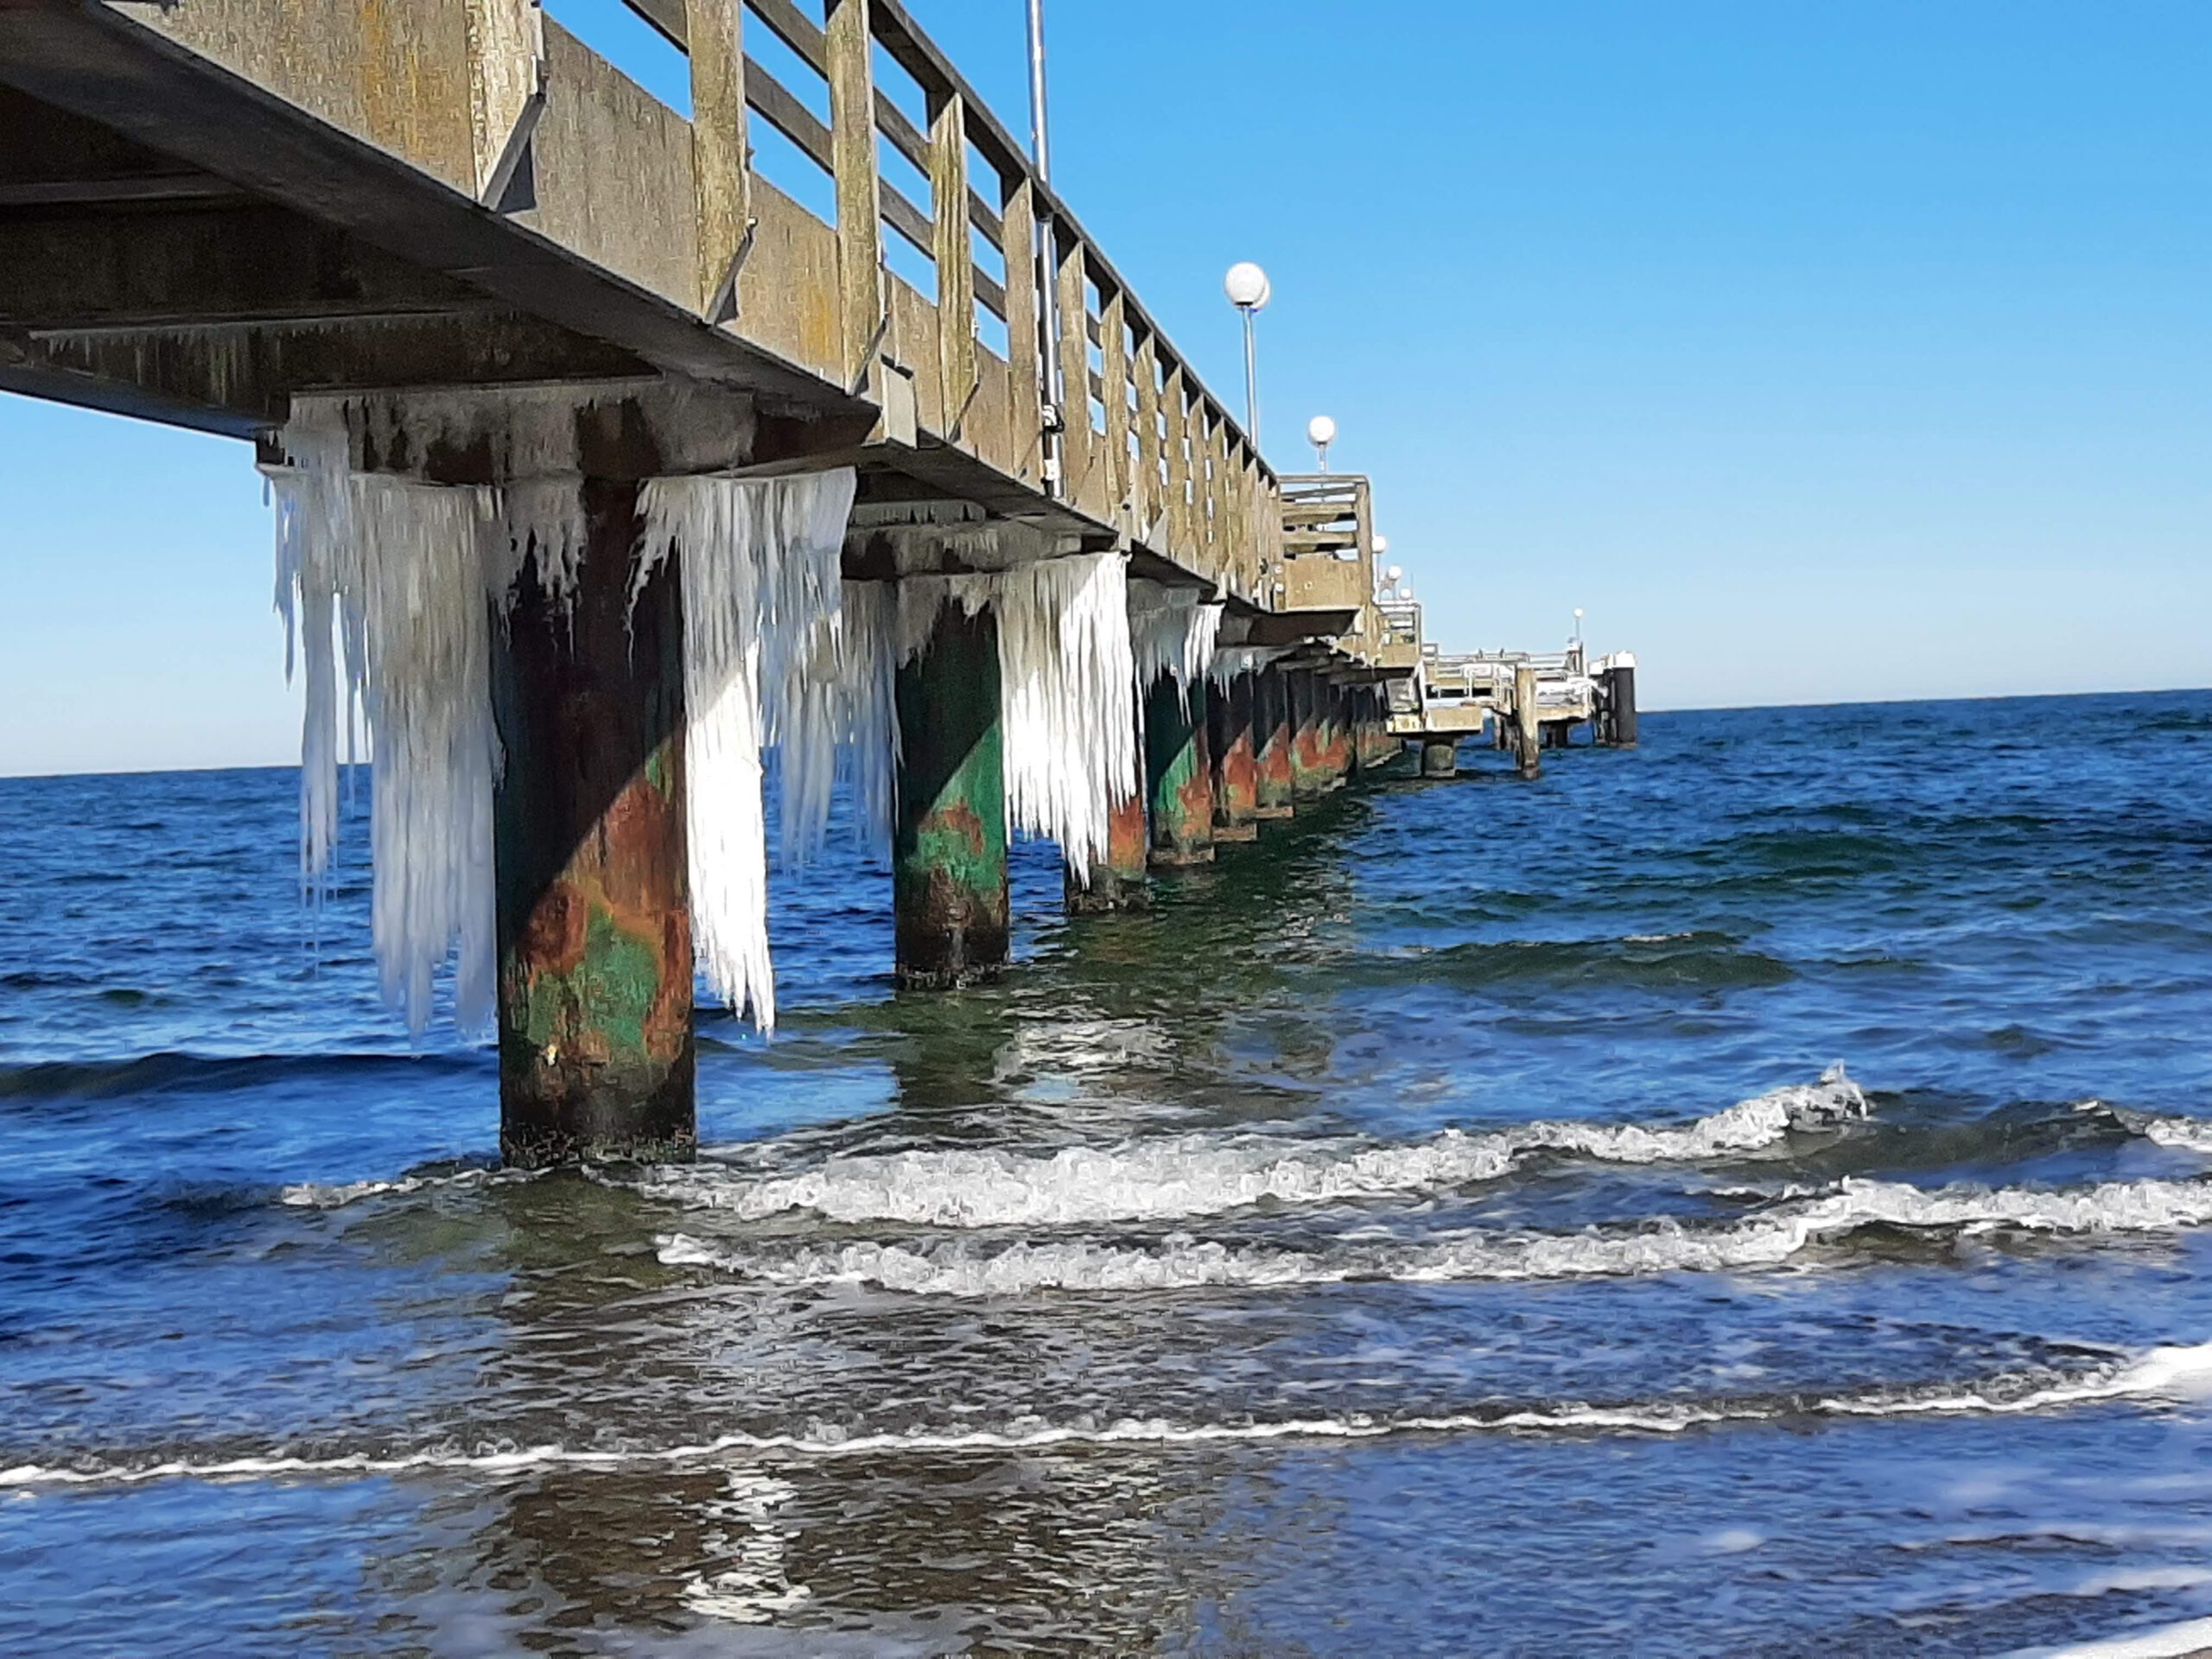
<box><xmin>637</xmin><ymin>467</ymin><xmax>859</xmax><ymax>1033</ymax></box>
<box><xmin>885</xmin><ymin>551</ymin><xmax>1140</xmax><ymax>882</ymax></box>
<box><xmin>1128</xmin><ymin>578</ymin><xmax>1225</xmax><ymax>709</ymax></box>
<box><xmin>273</xmin><ymin>384</ymin><xmax>850</xmax><ymax>1041</ymax></box>
<box><xmin>269</xmin><ymin>400</ymin><xmax>503</xmax><ymax>1039</ymax></box>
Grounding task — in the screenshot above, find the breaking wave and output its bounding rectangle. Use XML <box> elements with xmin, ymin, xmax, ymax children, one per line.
<box><xmin>10</xmin><ymin>1340</ymin><xmax>2210</xmax><ymax>1492</ymax></box>
<box><xmin>641</xmin><ymin>1066</ymin><xmax>1872</xmax><ymax>1228</ymax></box>
<box><xmin>658</xmin><ymin>1170</ymin><xmax>2212</xmax><ymax>1297</ymax></box>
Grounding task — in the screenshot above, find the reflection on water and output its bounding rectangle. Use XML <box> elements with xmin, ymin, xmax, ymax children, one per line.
<box><xmin>9</xmin><ymin>695</ymin><xmax>2212</xmax><ymax>1655</ymax></box>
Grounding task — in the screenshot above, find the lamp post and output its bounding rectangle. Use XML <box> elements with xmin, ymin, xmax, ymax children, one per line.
<box><xmin>1307</xmin><ymin>414</ymin><xmax>1337</xmax><ymax>472</ymax></box>
<box><xmin>1224</xmin><ymin>261</ymin><xmax>1270</xmax><ymax>448</ymax></box>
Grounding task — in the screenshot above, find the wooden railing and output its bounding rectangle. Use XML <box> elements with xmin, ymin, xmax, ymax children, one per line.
<box><xmin>613</xmin><ymin>0</ymin><xmax>1279</xmax><ymax>601</ymax></box>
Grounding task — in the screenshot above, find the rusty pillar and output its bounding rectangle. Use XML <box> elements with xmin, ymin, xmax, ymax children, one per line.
<box><xmin>1514</xmin><ymin>662</ymin><xmax>1543</xmax><ymax>780</ymax></box>
<box><xmin>894</xmin><ymin>601</ymin><xmax>1011</xmax><ymax>987</ymax></box>
<box><xmin>493</xmin><ymin>479</ymin><xmax>695</xmax><ymax>1169</ymax></box>
<box><xmin>1254</xmin><ymin>667</ymin><xmax>1295</xmax><ymax>818</ymax></box>
<box><xmin>1289</xmin><ymin>671</ymin><xmax>1325</xmax><ymax>800</ymax></box>
<box><xmin>1320</xmin><ymin>680</ymin><xmax>1350</xmax><ymax>790</ymax></box>
<box><xmin>1066</xmin><ymin>786</ymin><xmax>1150</xmax><ymax>912</ymax></box>
<box><xmin>1146</xmin><ymin>671</ymin><xmax>1216</xmax><ymax>867</ymax></box>
<box><xmin>1211</xmin><ymin>671</ymin><xmax>1261</xmax><ymax>842</ymax></box>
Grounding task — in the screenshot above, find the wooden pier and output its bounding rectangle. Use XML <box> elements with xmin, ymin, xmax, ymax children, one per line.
<box><xmin>0</xmin><ymin>0</ymin><xmax>1619</xmax><ymax>1160</ymax></box>
<box><xmin>1390</xmin><ymin>642</ymin><xmax>1640</xmax><ymax>779</ymax></box>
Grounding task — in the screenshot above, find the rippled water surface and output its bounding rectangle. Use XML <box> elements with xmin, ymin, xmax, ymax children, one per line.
<box><xmin>8</xmin><ymin>692</ymin><xmax>2212</xmax><ymax>1656</ymax></box>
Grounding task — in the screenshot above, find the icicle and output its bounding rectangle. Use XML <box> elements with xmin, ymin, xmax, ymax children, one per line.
<box><xmin>267</xmin><ymin>401</ymin><xmax>501</xmax><ymax>1039</ymax></box>
<box><xmin>1209</xmin><ymin>644</ymin><xmax>1289</xmax><ymax>687</ymax></box>
<box><xmin>994</xmin><ymin>552</ymin><xmax>1138</xmax><ymax>880</ymax></box>
<box><xmin>636</xmin><ymin>467</ymin><xmax>858</xmax><ymax>1033</ymax></box>
<box><xmin>1128</xmin><ymin>579</ymin><xmax>1225</xmax><ymax>710</ymax></box>
<box><xmin>836</xmin><ymin>580</ymin><xmax>899</xmax><ymax>865</ymax></box>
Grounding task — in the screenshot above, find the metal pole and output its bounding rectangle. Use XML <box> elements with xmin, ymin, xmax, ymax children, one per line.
<box><xmin>1026</xmin><ymin>0</ymin><xmax>1065</xmax><ymax>494</ymax></box>
<box><xmin>1240</xmin><ymin>307</ymin><xmax>1260</xmax><ymax>449</ymax></box>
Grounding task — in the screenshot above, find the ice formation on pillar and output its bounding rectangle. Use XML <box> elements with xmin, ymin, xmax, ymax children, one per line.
<box><xmin>269</xmin><ymin>400</ymin><xmax>503</xmax><ymax>1039</ymax></box>
<box><xmin>835</xmin><ymin>581</ymin><xmax>899</xmax><ymax>865</ymax></box>
<box><xmin>993</xmin><ymin>552</ymin><xmax>1139</xmax><ymax>881</ymax></box>
<box><xmin>881</xmin><ymin>550</ymin><xmax>1140</xmax><ymax>883</ymax></box>
<box><xmin>636</xmin><ymin>467</ymin><xmax>859</xmax><ymax>1033</ymax></box>
<box><xmin>1128</xmin><ymin>579</ymin><xmax>1225</xmax><ymax>707</ymax></box>
<box><xmin>1208</xmin><ymin>645</ymin><xmax>1291</xmax><ymax>687</ymax></box>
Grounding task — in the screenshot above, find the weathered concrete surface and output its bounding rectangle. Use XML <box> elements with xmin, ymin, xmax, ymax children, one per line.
<box><xmin>1146</xmin><ymin>673</ymin><xmax>1215</xmax><ymax>867</ymax></box>
<box><xmin>1421</xmin><ymin>738</ymin><xmax>1458</xmax><ymax>779</ymax></box>
<box><xmin>493</xmin><ymin>478</ymin><xmax>694</xmax><ymax>1168</ymax></box>
<box><xmin>1210</xmin><ymin>671</ymin><xmax>1260</xmax><ymax>842</ymax></box>
<box><xmin>1253</xmin><ymin>668</ymin><xmax>1295</xmax><ymax>818</ymax></box>
<box><xmin>894</xmin><ymin>602</ymin><xmax>1010</xmax><ymax>987</ymax></box>
<box><xmin>1067</xmin><ymin>791</ymin><xmax>1149</xmax><ymax>912</ymax></box>
<box><xmin>1289</xmin><ymin>672</ymin><xmax>1327</xmax><ymax>801</ymax></box>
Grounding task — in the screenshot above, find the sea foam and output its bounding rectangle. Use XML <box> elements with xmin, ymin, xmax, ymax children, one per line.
<box><xmin>8</xmin><ymin>1341</ymin><xmax>2209</xmax><ymax>1493</ymax></box>
<box><xmin>657</xmin><ymin>1169</ymin><xmax>2212</xmax><ymax>1297</ymax></box>
<box><xmin>642</xmin><ymin>1066</ymin><xmax>1871</xmax><ymax>1228</ymax></box>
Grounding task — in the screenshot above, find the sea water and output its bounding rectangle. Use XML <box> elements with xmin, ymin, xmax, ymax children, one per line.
<box><xmin>4</xmin><ymin>690</ymin><xmax>2212</xmax><ymax>1656</ymax></box>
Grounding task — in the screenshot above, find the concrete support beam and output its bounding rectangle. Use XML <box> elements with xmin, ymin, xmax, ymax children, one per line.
<box><xmin>1146</xmin><ymin>673</ymin><xmax>1215</xmax><ymax>867</ymax></box>
<box><xmin>1421</xmin><ymin>738</ymin><xmax>1459</xmax><ymax>779</ymax></box>
<box><xmin>1066</xmin><ymin>791</ymin><xmax>1149</xmax><ymax>913</ymax></box>
<box><xmin>493</xmin><ymin>479</ymin><xmax>695</xmax><ymax>1168</ymax></box>
<box><xmin>893</xmin><ymin>601</ymin><xmax>1010</xmax><ymax>987</ymax></box>
<box><xmin>1210</xmin><ymin>671</ymin><xmax>1260</xmax><ymax>842</ymax></box>
<box><xmin>1254</xmin><ymin>668</ymin><xmax>1294</xmax><ymax>819</ymax></box>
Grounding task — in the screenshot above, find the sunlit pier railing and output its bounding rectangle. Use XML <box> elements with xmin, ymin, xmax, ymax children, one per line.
<box><xmin>608</xmin><ymin>0</ymin><xmax>1281</xmax><ymax>600</ymax></box>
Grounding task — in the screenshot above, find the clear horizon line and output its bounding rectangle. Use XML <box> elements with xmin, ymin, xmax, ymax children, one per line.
<box><xmin>3</xmin><ymin>683</ymin><xmax>2206</xmax><ymax>783</ymax></box>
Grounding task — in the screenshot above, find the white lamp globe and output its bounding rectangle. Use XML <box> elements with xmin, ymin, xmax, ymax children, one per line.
<box><xmin>1397</xmin><ymin>585</ymin><xmax>1414</xmax><ymax>601</ymax></box>
<box><xmin>1385</xmin><ymin>564</ymin><xmax>1402</xmax><ymax>583</ymax></box>
<box><xmin>1306</xmin><ymin>414</ymin><xmax>1337</xmax><ymax>448</ymax></box>
<box><xmin>1373</xmin><ymin>534</ymin><xmax>1389</xmax><ymax>556</ymax></box>
<box><xmin>1224</xmin><ymin>261</ymin><xmax>1271</xmax><ymax>311</ymax></box>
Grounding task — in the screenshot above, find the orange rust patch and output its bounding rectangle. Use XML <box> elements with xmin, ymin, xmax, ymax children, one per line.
<box><xmin>519</xmin><ymin>880</ymin><xmax>590</xmax><ymax>974</ymax></box>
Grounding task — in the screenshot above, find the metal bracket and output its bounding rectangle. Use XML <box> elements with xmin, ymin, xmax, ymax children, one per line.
<box><xmin>480</xmin><ymin>87</ymin><xmax>546</xmax><ymax>215</ymax></box>
<box><xmin>704</xmin><ymin>217</ymin><xmax>758</xmax><ymax>327</ymax></box>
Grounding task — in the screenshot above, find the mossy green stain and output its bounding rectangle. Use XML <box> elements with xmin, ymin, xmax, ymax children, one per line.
<box><xmin>518</xmin><ymin>906</ymin><xmax>662</xmax><ymax>1061</ymax></box>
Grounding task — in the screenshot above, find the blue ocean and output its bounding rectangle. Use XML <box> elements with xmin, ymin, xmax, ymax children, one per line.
<box><xmin>7</xmin><ymin>690</ymin><xmax>2212</xmax><ymax>1656</ymax></box>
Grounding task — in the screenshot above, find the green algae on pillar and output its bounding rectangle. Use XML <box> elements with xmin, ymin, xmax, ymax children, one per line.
<box><xmin>895</xmin><ymin>601</ymin><xmax>1011</xmax><ymax>987</ymax></box>
<box><xmin>1147</xmin><ymin>672</ymin><xmax>1216</xmax><ymax>867</ymax></box>
<box><xmin>493</xmin><ymin>479</ymin><xmax>695</xmax><ymax>1169</ymax></box>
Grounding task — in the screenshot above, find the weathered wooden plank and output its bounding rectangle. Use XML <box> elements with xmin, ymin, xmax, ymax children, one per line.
<box><xmin>465</xmin><ymin>0</ymin><xmax>542</xmax><ymax>200</ymax></box>
<box><xmin>1055</xmin><ymin>226</ymin><xmax>1091</xmax><ymax>503</ymax></box>
<box><xmin>532</xmin><ymin>22</ymin><xmax>697</xmax><ymax>310</ymax></box>
<box><xmin>824</xmin><ymin>0</ymin><xmax>883</xmax><ymax>391</ymax></box>
<box><xmin>0</xmin><ymin>202</ymin><xmax>488</xmax><ymax>327</ymax></box>
<box><xmin>1132</xmin><ymin>329</ymin><xmax>1160</xmax><ymax>537</ymax></box>
<box><xmin>686</xmin><ymin>0</ymin><xmax>748</xmax><ymax>320</ymax></box>
<box><xmin>930</xmin><ymin>86</ymin><xmax>976</xmax><ymax>442</ymax></box>
<box><xmin>1163</xmin><ymin>363</ymin><xmax>1192</xmax><ymax>559</ymax></box>
<box><xmin>1099</xmin><ymin>286</ymin><xmax>1131</xmax><ymax>517</ymax></box>
<box><xmin>998</xmin><ymin>176</ymin><xmax>1044</xmax><ymax>487</ymax></box>
<box><xmin>740</xmin><ymin>63</ymin><xmax>931</xmax><ymax>259</ymax></box>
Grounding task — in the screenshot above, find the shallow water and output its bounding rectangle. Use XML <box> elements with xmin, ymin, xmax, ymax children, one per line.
<box><xmin>7</xmin><ymin>691</ymin><xmax>2212</xmax><ymax>1656</ymax></box>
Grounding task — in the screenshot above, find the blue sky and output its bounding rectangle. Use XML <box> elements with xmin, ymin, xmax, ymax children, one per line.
<box><xmin>3</xmin><ymin>0</ymin><xmax>2206</xmax><ymax>774</ymax></box>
